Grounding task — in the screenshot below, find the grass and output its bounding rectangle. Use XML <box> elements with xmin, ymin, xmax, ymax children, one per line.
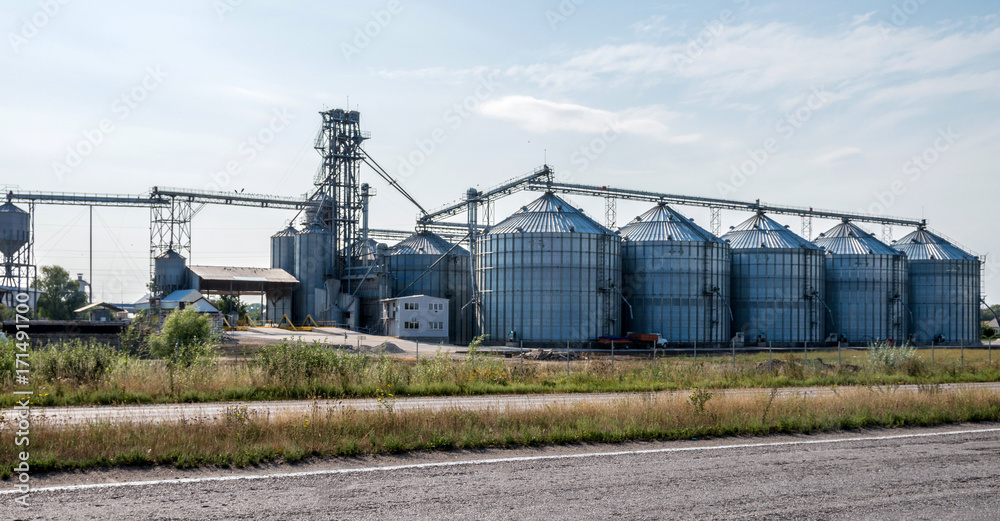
<box><xmin>1</xmin><ymin>338</ymin><xmax>999</xmax><ymax>407</ymax></box>
<box><xmin>2</xmin><ymin>386</ymin><xmax>998</xmax><ymax>477</ymax></box>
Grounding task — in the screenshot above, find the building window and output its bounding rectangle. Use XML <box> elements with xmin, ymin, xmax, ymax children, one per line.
<box><xmin>404</xmin><ymin>321</ymin><xmax>420</xmax><ymax>330</ymax></box>
<box><xmin>429</xmin><ymin>322</ymin><xmax>443</xmax><ymax>330</ymax></box>
<box><xmin>404</xmin><ymin>302</ymin><xmax>419</xmax><ymax>311</ymax></box>
<box><xmin>429</xmin><ymin>303</ymin><xmax>444</xmax><ymax>312</ymax></box>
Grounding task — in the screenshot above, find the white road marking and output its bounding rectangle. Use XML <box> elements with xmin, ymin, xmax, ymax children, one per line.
<box><xmin>4</xmin><ymin>427</ymin><xmax>998</xmax><ymax>495</ymax></box>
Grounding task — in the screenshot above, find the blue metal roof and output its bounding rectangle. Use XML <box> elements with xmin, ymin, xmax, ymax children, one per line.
<box><xmin>487</xmin><ymin>193</ymin><xmax>612</xmax><ymax>235</ymax></box>
<box><xmin>391</xmin><ymin>230</ymin><xmax>469</xmax><ymax>256</ymax></box>
<box><xmin>892</xmin><ymin>226</ymin><xmax>976</xmax><ymax>260</ymax></box>
<box><xmin>720</xmin><ymin>212</ymin><xmax>821</xmax><ymax>250</ymax></box>
<box><xmin>814</xmin><ymin>221</ymin><xmax>901</xmax><ymax>256</ymax></box>
<box><xmin>618</xmin><ymin>203</ymin><xmax>722</xmax><ymax>243</ymax></box>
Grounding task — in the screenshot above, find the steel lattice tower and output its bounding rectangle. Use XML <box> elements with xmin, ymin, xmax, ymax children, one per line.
<box><xmin>313</xmin><ymin>109</ymin><xmax>370</xmax><ymax>286</ymax></box>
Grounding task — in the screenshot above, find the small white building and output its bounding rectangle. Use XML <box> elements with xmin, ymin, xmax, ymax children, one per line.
<box><xmin>382</xmin><ymin>295</ymin><xmax>449</xmax><ymax>342</ymax></box>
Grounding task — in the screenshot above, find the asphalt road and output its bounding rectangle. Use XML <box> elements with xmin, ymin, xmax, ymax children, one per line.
<box><xmin>18</xmin><ymin>382</ymin><xmax>1000</xmax><ymax>427</ymax></box>
<box><xmin>4</xmin><ymin>424</ymin><xmax>998</xmax><ymax>520</ymax></box>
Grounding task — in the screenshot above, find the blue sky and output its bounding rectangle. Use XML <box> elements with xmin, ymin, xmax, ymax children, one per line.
<box><xmin>2</xmin><ymin>0</ymin><xmax>999</xmax><ymax>303</ymax></box>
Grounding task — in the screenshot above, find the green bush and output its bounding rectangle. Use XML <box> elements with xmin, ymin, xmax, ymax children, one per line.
<box><xmin>34</xmin><ymin>341</ymin><xmax>122</xmax><ymax>386</ymax></box>
<box><xmin>254</xmin><ymin>340</ymin><xmax>374</xmax><ymax>386</ymax></box>
<box><xmin>0</xmin><ymin>339</ymin><xmax>16</xmax><ymax>385</ymax></box>
<box><xmin>148</xmin><ymin>308</ymin><xmax>216</xmax><ymax>368</ymax></box>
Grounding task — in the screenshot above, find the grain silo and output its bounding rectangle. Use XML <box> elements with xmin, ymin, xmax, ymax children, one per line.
<box><xmin>813</xmin><ymin>220</ymin><xmax>908</xmax><ymax>344</ymax></box>
<box><xmin>478</xmin><ymin>192</ymin><xmax>621</xmax><ymax>345</ymax></box>
<box><xmin>387</xmin><ymin>230</ymin><xmax>471</xmax><ymax>344</ymax></box>
<box><xmin>268</xmin><ymin>225</ymin><xmax>297</xmax><ymax>323</ymax></box>
<box><xmin>721</xmin><ymin>211</ymin><xmax>825</xmax><ymax>345</ymax></box>
<box><xmin>892</xmin><ymin>225</ymin><xmax>980</xmax><ymax>345</ymax></box>
<box><xmin>293</xmin><ymin>219</ymin><xmax>331</xmax><ymax>324</ymax></box>
<box><xmin>0</xmin><ymin>199</ymin><xmax>29</xmax><ymax>261</ymax></box>
<box><xmin>153</xmin><ymin>249</ymin><xmax>187</xmax><ymax>296</ymax></box>
<box><xmin>270</xmin><ymin>225</ymin><xmax>297</xmax><ymax>274</ymax></box>
<box><xmin>618</xmin><ymin>203</ymin><xmax>730</xmax><ymax>344</ymax></box>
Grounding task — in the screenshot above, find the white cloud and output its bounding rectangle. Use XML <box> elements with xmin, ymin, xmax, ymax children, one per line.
<box><xmin>503</xmin><ymin>21</ymin><xmax>1000</xmax><ymax>109</ymax></box>
<box><xmin>476</xmin><ymin>95</ymin><xmax>701</xmax><ymax>144</ymax></box>
<box><xmin>850</xmin><ymin>11</ymin><xmax>877</xmax><ymax>28</ymax></box>
<box><xmin>810</xmin><ymin>147</ymin><xmax>862</xmax><ymax>166</ymax></box>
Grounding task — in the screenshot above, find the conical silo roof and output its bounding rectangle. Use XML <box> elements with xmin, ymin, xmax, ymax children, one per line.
<box><xmin>721</xmin><ymin>212</ymin><xmax>820</xmax><ymax>250</ymax></box>
<box><xmin>155</xmin><ymin>249</ymin><xmax>186</xmax><ymax>260</ymax></box>
<box><xmin>814</xmin><ymin>220</ymin><xmax>901</xmax><ymax>255</ymax></box>
<box><xmin>618</xmin><ymin>203</ymin><xmax>722</xmax><ymax>243</ymax></box>
<box><xmin>271</xmin><ymin>225</ymin><xmax>298</xmax><ymax>238</ymax></box>
<box><xmin>391</xmin><ymin>230</ymin><xmax>469</xmax><ymax>256</ymax></box>
<box><xmin>487</xmin><ymin>192</ymin><xmax>611</xmax><ymax>235</ymax></box>
<box><xmin>892</xmin><ymin>226</ymin><xmax>976</xmax><ymax>260</ymax></box>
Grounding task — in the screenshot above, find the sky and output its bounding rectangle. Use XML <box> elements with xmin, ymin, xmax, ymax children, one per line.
<box><xmin>2</xmin><ymin>0</ymin><xmax>999</xmax><ymax>304</ymax></box>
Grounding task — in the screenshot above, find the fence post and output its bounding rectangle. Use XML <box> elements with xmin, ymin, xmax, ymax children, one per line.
<box><xmin>931</xmin><ymin>344</ymin><xmax>934</xmax><ymax>366</ymax></box>
<box><xmin>837</xmin><ymin>340</ymin><xmax>841</xmax><ymax>367</ymax></box>
<box><xmin>990</xmin><ymin>338</ymin><xmax>992</xmax><ymax>365</ymax></box>
<box><xmin>693</xmin><ymin>341</ymin><xmax>697</xmax><ymax>364</ymax></box>
<box><xmin>961</xmin><ymin>344</ymin><xmax>964</xmax><ymax>368</ymax></box>
<box><xmin>611</xmin><ymin>341</ymin><xmax>615</xmax><ymax>376</ymax></box>
<box><xmin>769</xmin><ymin>342</ymin><xmax>772</xmax><ymax>371</ymax></box>
<box><xmin>567</xmin><ymin>340</ymin><xmax>571</xmax><ymax>377</ymax></box>
<box><xmin>804</xmin><ymin>341</ymin><xmax>808</xmax><ymax>365</ymax></box>
<box><xmin>416</xmin><ymin>341</ymin><xmax>419</xmax><ymax>362</ymax></box>
<box><xmin>520</xmin><ymin>340</ymin><xmax>523</xmax><ymax>374</ymax></box>
<box><xmin>731</xmin><ymin>339</ymin><xmax>735</xmax><ymax>367</ymax></box>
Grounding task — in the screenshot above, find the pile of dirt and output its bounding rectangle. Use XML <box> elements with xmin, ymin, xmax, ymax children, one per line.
<box><xmin>521</xmin><ymin>349</ymin><xmax>580</xmax><ymax>361</ymax></box>
<box><xmin>356</xmin><ymin>342</ymin><xmax>405</xmax><ymax>354</ymax></box>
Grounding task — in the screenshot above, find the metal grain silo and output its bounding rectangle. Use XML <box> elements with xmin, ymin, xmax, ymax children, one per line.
<box><xmin>618</xmin><ymin>203</ymin><xmax>730</xmax><ymax>344</ymax></box>
<box><xmin>892</xmin><ymin>225</ymin><xmax>980</xmax><ymax>345</ymax></box>
<box><xmin>387</xmin><ymin>230</ymin><xmax>471</xmax><ymax>344</ymax></box>
<box><xmin>478</xmin><ymin>192</ymin><xmax>621</xmax><ymax>345</ymax></box>
<box><xmin>813</xmin><ymin>220</ymin><xmax>908</xmax><ymax>344</ymax></box>
<box><xmin>153</xmin><ymin>249</ymin><xmax>187</xmax><ymax>296</ymax></box>
<box><xmin>266</xmin><ymin>225</ymin><xmax>297</xmax><ymax>323</ymax></box>
<box><xmin>293</xmin><ymin>221</ymin><xmax>331</xmax><ymax>324</ymax></box>
<box><xmin>721</xmin><ymin>212</ymin><xmax>825</xmax><ymax>345</ymax></box>
<box><xmin>0</xmin><ymin>199</ymin><xmax>29</xmax><ymax>260</ymax></box>
<box><xmin>270</xmin><ymin>225</ymin><xmax>297</xmax><ymax>274</ymax></box>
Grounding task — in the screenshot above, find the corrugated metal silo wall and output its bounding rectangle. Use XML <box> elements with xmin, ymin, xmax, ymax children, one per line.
<box><xmin>730</xmin><ymin>248</ymin><xmax>825</xmax><ymax>345</ymax></box>
<box><xmin>387</xmin><ymin>254</ymin><xmax>471</xmax><ymax>344</ymax></box>
<box><xmin>154</xmin><ymin>256</ymin><xmax>187</xmax><ymax>294</ymax></box>
<box><xmin>621</xmin><ymin>241</ymin><xmax>730</xmax><ymax>344</ymax></box>
<box><xmin>478</xmin><ymin>232</ymin><xmax>622</xmax><ymax>345</ymax></box>
<box><xmin>825</xmin><ymin>254</ymin><xmax>908</xmax><ymax>344</ymax></box>
<box><xmin>293</xmin><ymin>230</ymin><xmax>329</xmax><ymax>324</ymax></box>
<box><xmin>270</xmin><ymin>235</ymin><xmax>295</xmax><ymax>275</ymax></box>
<box><xmin>908</xmin><ymin>258</ymin><xmax>980</xmax><ymax>344</ymax></box>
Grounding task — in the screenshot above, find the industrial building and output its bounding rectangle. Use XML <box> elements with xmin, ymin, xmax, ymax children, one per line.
<box><xmin>381</xmin><ymin>295</ymin><xmax>449</xmax><ymax>341</ymax></box>
<box><xmin>0</xmin><ymin>108</ymin><xmax>987</xmax><ymax>347</ymax></box>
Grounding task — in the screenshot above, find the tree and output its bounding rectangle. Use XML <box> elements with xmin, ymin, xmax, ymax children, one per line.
<box><xmin>35</xmin><ymin>266</ymin><xmax>88</xmax><ymax>320</ymax></box>
<box><xmin>0</xmin><ymin>303</ymin><xmax>15</xmax><ymax>321</ymax></box>
<box><xmin>245</xmin><ymin>303</ymin><xmax>263</xmax><ymax>322</ymax></box>
<box><xmin>981</xmin><ymin>304</ymin><xmax>1000</xmax><ymax>323</ymax></box>
<box><xmin>211</xmin><ymin>295</ymin><xmax>247</xmax><ymax>318</ymax></box>
<box><xmin>148</xmin><ymin>307</ymin><xmax>216</xmax><ymax>394</ymax></box>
